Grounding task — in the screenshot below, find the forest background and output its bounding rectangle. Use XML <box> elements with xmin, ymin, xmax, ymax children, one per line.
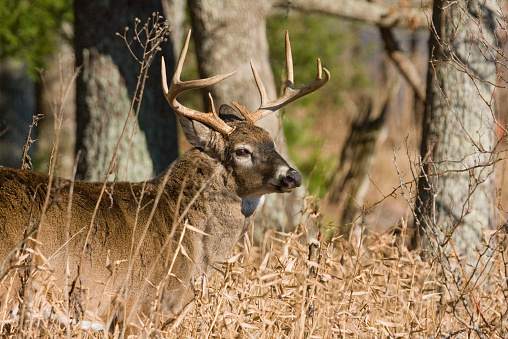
<box><xmin>0</xmin><ymin>0</ymin><xmax>440</xmax><ymax>238</ymax></box>
<box><xmin>1</xmin><ymin>0</ymin><xmax>508</xmax><ymax>337</ymax></box>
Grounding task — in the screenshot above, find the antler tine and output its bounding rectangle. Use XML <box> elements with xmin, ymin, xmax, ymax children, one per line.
<box><xmin>245</xmin><ymin>31</ymin><xmax>330</xmax><ymax>122</ymax></box>
<box><xmin>162</xmin><ymin>30</ymin><xmax>237</xmax><ymax>135</ymax></box>
<box><xmin>229</xmin><ymin>60</ymin><xmax>267</xmax><ymax>126</ymax></box>
<box><xmin>284</xmin><ymin>31</ymin><xmax>294</xmax><ymax>86</ymax></box>
<box><xmin>251</xmin><ymin>60</ymin><xmax>269</xmax><ymax>107</ymax></box>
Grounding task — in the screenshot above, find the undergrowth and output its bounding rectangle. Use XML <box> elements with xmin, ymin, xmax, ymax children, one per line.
<box><xmin>1</xmin><ymin>201</ymin><xmax>507</xmax><ymax>337</ymax></box>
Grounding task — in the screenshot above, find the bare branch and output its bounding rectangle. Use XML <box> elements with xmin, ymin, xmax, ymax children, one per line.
<box><xmin>379</xmin><ymin>27</ymin><xmax>426</xmax><ymax>101</ymax></box>
<box><xmin>271</xmin><ymin>0</ymin><xmax>431</xmax><ymax>29</ymax></box>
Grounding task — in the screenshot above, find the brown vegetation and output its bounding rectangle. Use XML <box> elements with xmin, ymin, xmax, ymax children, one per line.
<box><xmin>1</xmin><ymin>197</ymin><xmax>507</xmax><ymax>337</ymax></box>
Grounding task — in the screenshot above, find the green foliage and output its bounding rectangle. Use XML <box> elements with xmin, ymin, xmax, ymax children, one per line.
<box><xmin>267</xmin><ymin>12</ymin><xmax>372</xmax><ymax>196</ymax></box>
<box><xmin>0</xmin><ymin>0</ymin><xmax>73</xmax><ymax>75</ymax></box>
<box><xmin>284</xmin><ymin>116</ymin><xmax>337</xmax><ymax>196</ymax></box>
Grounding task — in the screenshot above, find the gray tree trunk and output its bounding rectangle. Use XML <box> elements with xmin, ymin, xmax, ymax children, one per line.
<box><xmin>0</xmin><ymin>61</ymin><xmax>35</xmax><ymax>169</ymax></box>
<box><xmin>161</xmin><ymin>0</ymin><xmax>186</xmax><ymax>59</ymax></box>
<box><xmin>74</xmin><ymin>0</ymin><xmax>178</xmax><ymax>182</ymax></box>
<box><xmin>417</xmin><ymin>0</ymin><xmax>500</xmax><ymax>261</ymax></box>
<box><xmin>34</xmin><ymin>39</ymin><xmax>76</xmax><ymax>179</ymax></box>
<box><xmin>188</xmin><ymin>0</ymin><xmax>303</xmax><ymax>232</ymax></box>
<box><xmin>188</xmin><ymin>0</ymin><xmax>283</xmax><ymax>146</ymax></box>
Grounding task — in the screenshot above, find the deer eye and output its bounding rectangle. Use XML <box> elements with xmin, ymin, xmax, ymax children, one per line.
<box><xmin>235</xmin><ymin>148</ymin><xmax>251</xmax><ymax>157</ymax></box>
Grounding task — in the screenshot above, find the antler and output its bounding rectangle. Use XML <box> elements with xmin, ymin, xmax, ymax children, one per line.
<box><xmin>162</xmin><ymin>30</ymin><xmax>236</xmax><ymax>135</ymax></box>
<box><xmin>232</xmin><ymin>31</ymin><xmax>331</xmax><ymax>124</ymax></box>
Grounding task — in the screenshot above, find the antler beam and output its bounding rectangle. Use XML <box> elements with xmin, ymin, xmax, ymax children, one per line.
<box><xmin>162</xmin><ymin>30</ymin><xmax>236</xmax><ymax>135</ymax></box>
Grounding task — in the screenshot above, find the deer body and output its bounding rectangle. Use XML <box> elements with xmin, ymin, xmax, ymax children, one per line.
<box><xmin>0</xmin><ymin>120</ymin><xmax>293</xmax><ymax>320</ymax></box>
<box><xmin>0</xmin><ymin>31</ymin><xmax>329</xmax><ymax>329</ymax></box>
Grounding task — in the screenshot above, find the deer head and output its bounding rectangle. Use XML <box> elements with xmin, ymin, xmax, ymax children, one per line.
<box><xmin>161</xmin><ymin>30</ymin><xmax>330</xmax><ymax>200</ymax></box>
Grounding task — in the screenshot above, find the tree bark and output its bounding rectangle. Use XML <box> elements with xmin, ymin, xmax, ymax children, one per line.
<box><xmin>416</xmin><ymin>0</ymin><xmax>500</xmax><ymax>260</ymax></box>
<box><xmin>161</xmin><ymin>0</ymin><xmax>186</xmax><ymax>59</ymax></box>
<box><xmin>0</xmin><ymin>61</ymin><xmax>35</xmax><ymax>169</ymax></box>
<box><xmin>74</xmin><ymin>0</ymin><xmax>177</xmax><ymax>182</ymax></box>
<box><xmin>188</xmin><ymin>0</ymin><xmax>281</xmax><ymax>145</ymax></box>
<box><xmin>34</xmin><ymin>39</ymin><xmax>76</xmax><ymax>179</ymax></box>
<box><xmin>188</xmin><ymin>0</ymin><xmax>301</xmax><ymax>230</ymax></box>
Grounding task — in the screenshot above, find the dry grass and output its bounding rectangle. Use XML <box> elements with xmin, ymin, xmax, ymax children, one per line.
<box><xmin>1</xmin><ymin>196</ymin><xmax>507</xmax><ymax>338</ymax></box>
<box><xmin>144</xmin><ymin>205</ymin><xmax>508</xmax><ymax>338</ymax></box>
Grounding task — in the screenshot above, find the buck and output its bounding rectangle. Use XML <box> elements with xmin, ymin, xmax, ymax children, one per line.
<box><xmin>0</xmin><ymin>31</ymin><xmax>329</xmax><ymax>331</ymax></box>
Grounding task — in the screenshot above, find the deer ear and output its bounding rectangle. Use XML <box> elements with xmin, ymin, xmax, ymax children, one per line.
<box><xmin>178</xmin><ymin>116</ymin><xmax>214</xmax><ymax>148</ymax></box>
<box><xmin>219</xmin><ymin>104</ymin><xmax>242</xmax><ymax>121</ymax></box>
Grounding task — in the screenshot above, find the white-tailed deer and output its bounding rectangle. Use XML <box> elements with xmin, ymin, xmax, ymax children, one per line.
<box><xmin>0</xmin><ymin>30</ymin><xmax>329</xmax><ymax>331</ymax></box>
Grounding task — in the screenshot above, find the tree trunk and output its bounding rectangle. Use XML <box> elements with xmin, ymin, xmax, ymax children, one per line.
<box><xmin>0</xmin><ymin>61</ymin><xmax>35</xmax><ymax>169</ymax></box>
<box><xmin>416</xmin><ymin>0</ymin><xmax>499</xmax><ymax>261</ymax></box>
<box><xmin>161</xmin><ymin>0</ymin><xmax>186</xmax><ymax>59</ymax></box>
<box><xmin>188</xmin><ymin>0</ymin><xmax>282</xmax><ymax>145</ymax></box>
<box><xmin>74</xmin><ymin>0</ymin><xmax>177</xmax><ymax>182</ymax></box>
<box><xmin>188</xmin><ymin>0</ymin><xmax>301</xmax><ymax>231</ymax></box>
<box><xmin>34</xmin><ymin>38</ymin><xmax>76</xmax><ymax>179</ymax></box>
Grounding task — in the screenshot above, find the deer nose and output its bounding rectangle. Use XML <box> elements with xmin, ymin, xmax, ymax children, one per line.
<box><xmin>284</xmin><ymin>169</ymin><xmax>302</xmax><ymax>188</ymax></box>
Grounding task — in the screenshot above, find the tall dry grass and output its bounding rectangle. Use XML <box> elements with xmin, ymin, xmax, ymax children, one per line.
<box><xmin>1</xmin><ymin>196</ymin><xmax>507</xmax><ymax>337</ymax></box>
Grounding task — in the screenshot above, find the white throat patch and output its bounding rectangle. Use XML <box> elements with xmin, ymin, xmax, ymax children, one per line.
<box><xmin>241</xmin><ymin>195</ymin><xmax>265</xmax><ymax>217</ymax></box>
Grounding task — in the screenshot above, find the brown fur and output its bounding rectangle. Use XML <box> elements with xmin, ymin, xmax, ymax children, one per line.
<box><xmin>0</xmin><ymin>114</ymin><xmax>301</xmax><ymax>329</ymax></box>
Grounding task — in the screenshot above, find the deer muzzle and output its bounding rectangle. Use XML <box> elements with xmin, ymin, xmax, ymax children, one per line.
<box><xmin>270</xmin><ymin>167</ymin><xmax>302</xmax><ymax>193</ymax></box>
<box><xmin>282</xmin><ymin>168</ymin><xmax>302</xmax><ymax>189</ymax></box>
